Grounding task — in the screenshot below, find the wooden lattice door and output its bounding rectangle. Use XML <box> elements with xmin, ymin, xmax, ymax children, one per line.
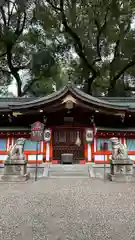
<box><xmin>52</xmin><ymin>127</ymin><xmax>84</xmax><ymax>163</ymax></box>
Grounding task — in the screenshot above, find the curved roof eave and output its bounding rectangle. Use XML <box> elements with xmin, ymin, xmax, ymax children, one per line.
<box><xmin>8</xmin><ymin>85</ymin><xmax>68</xmax><ymax>109</ymax></box>
<box><xmin>5</xmin><ymin>84</ymin><xmax>134</xmax><ymax>111</ymax></box>
<box><xmin>70</xmin><ymin>86</ymin><xmax>131</xmax><ymax>111</ymax></box>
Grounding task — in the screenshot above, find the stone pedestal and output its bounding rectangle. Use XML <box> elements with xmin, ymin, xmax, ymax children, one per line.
<box><xmin>1</xmin><ymin>160</ymin><xmax>30</xmax><ymax>182</ymax></box>
<box><xmin>108</xmin><ymin>159</ymin><xmax>134</xmax><ymax>182</ymax></box>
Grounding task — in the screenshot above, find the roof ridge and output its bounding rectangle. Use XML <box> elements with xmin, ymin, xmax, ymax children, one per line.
<box><xmin>0</xmin><ymin>84</ymin><xmax>135</xmax><ymax>111</ymax></box>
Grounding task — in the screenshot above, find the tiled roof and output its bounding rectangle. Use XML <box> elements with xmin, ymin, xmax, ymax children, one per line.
<box><xmin>0</xmin><ymin>84</ymin><xmax>135</xmax><ymax>111</ymax></box>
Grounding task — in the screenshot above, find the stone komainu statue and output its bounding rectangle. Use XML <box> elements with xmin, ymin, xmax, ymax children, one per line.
<box><xmin>110</xmin><ymin>137</ymin><xmax>128</xmax><ymax>160</ymax></box>
<box><xmin>6</xmin><ymin>138</ymin><xmax>27</xmax><ymax>163</ymax></box>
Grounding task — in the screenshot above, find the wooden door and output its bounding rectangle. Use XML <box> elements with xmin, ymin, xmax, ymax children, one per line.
<box><xmin>52</xmin><ymin>127</ymin><xmax>84</xmax><ymax>163</ymax></box>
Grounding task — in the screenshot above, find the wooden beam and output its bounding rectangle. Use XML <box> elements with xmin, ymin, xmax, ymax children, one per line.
<box><xmin>76</xmin><ymin>100</ymin><xmax>124</xmax><ymax>116</ymax></box>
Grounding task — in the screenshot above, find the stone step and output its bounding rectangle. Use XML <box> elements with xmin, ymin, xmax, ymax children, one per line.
<box><xmin>49</xmin><ymin>169</ymin><xmax>89</xmax><ymax>173</ymax></box>
<box><xmin>49</xmin><ymin>165</ymin><xmax>89</xmax><ymax>171</ymax></box>
<box><xmin>49</xmin><ymin>171</ymin><xmax>89</xmax><ymax>177</ymax></box>
<box><xmin>48</xmin><ymin>176</ymin><xmax>90</xmax><ymax>178</ymax></box>
<box><xmin>29</xmin><ymin>164</ymin><xmax>111</xmax><ymax>179</ymax></box>
<box><xmin>47</xmin><ymin>165</ymin><xmax>90</xmax><ymax>177</ymax></box>
<box><xmin>30</xmin><ymin>167</ymin><xmax>90</xmax><ymax>178</ymax></box>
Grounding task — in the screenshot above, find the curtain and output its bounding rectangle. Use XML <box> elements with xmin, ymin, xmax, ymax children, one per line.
<box><xmin>97</xmin><ymin>138</ymin><xmax>112</xmax><ymax>151</ymax></box>
<box><xmin>0</xmin><ymin>138</ymin><xmax>7</xmax><ymax>150</ymax></box>
<box><xmin>24</xmin><ymin>140</ymin><xmax>40</xmax><ymax>151</ymax></box>
<box><xmin>126</xmin><ymin>139</ymin><xmax>135</xmax><ymax>151</ymax></box>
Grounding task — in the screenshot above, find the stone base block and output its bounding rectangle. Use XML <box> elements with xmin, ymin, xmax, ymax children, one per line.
<box><xmin>0</xmin><ymin>161</ymin><xmax>30</xmax><ymax>182</ymax></box>
<box><xmin>0</xmin><ymin>173</ymin><xmax>30</xmax><ymax>182</ymax></box>
<box><xmin>108</xmin><ymin>173</ymin><xmax>135</xmax><ymax>182</ymax></box>
<box><xmin>111</xmin><ymin>159</ymin><xmax>133</xmax><ymax>165</ymax></box>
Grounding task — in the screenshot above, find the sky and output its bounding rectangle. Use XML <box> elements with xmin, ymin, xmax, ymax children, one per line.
<box><xmin>8</xmin><ymin>81</ymin><xmax>17</xmax><ymax>96</ymax></box>
<box><xmin>8</xmin><ymin>70</ymin><xmax>30</xmax><ymax>97</ymax></box>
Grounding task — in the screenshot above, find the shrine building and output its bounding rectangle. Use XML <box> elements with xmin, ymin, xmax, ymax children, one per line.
<box><xmin>0</xmin><ymin>84</ymin><xmax>135</xmax><ymax>167</ymax></box>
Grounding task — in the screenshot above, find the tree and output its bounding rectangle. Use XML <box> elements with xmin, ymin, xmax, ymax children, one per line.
<box><xmin>0</xmin><ymin>0</ymin><xmax>31</xmax><ymax>96</ymax></box>
<box><xmin>0</xmin><ymin>0</ymin><xmax>67</xmax><ymax>97</ymax></box>
<box><xmin>44</xmin><ymin>0</ymin><xmax>135</xmax><ymax>96</ymax></box>
<box><xmin>23</xmin><ymin>46</ymin><xmax>64</xmax><ymax>96</ymax></box>
<box><xmin>21</xmin><ymin>27</ymin><xmax>60</xmax><ymax>96</ymax></box>
<box><xmin>1</xmin><ymin>0</ymin><xmax>135</xmax><ymax>97</ymax></box>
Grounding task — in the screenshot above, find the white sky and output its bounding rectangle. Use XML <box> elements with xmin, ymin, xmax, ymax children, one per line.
<box><xmin>8</xmin><ymin>81</ymin><xmax>17</xmax><ymax>96</ymax></box>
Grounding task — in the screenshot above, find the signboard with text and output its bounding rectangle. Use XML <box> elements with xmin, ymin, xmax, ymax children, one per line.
<box><xmin>31</xmin><ymin>121</ymin><xmax>44</xmax><ymax>141</ymax></box>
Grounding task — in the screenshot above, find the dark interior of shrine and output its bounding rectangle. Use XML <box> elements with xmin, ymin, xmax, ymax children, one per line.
<box><xmin>0</xmin><ymin>104</ymin><xmax>134</xmax><ymax>129</ymax></box>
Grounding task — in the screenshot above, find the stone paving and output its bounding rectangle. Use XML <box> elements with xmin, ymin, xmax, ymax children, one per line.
<box><xmin>0</xmin><ymin>178</ymin><xmax>135</xmax><ymax>240</ymax></box>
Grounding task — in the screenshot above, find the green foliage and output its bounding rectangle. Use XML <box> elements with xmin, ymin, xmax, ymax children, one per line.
<box><xmin>0</xmin><ymin>0</ymin><xmax>135</xmax><ymax>97</ymax></box>
<box><xmin>44</xmin><ymin>0</ymin><xmax>135</xmax><ymax>96</ymax></box>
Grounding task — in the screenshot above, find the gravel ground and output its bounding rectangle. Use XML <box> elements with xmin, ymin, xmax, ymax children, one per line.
<box><xmin>0</xmin><ymin>178</ymin><xmax>135</xmax><ymax>240</ymax></box>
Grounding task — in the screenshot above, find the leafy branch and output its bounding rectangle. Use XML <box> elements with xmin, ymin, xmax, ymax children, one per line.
<box><xmin>0</xmin><ymin>0</ymin><xmax>27</xmax><ymax>96</ymax></box>
<box><xmin>46</xmin><ymin>0</ymin><xmax>98</xmax><ymax>84</ymax></box>
<box><xmin>92</xmin><ymin>5</ymin><xmax>110</xmax><ymax>65</ymax></box>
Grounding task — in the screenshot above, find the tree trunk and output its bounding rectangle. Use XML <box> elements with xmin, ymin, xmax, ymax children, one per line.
<box><xmin>86</xmin><ymin>75</ymin><xmax>97</xmax><ymax>95</ymax></box>
<box><xmin>87</xmin><ymin>80</ymin><xmax>92</xmax><ymax>94</ymax></box>
<box><xmin>7</xmin><ymin>47</ymin><xmax>22</xmax><ymax>96</ymax></box>
<box><xmin>107</xmin><ymin>82</ymin><xmax>116</xmax><ymax>97</ymax></box>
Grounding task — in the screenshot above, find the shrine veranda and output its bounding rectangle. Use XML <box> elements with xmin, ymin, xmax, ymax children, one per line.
<box><xmin>0</xmin><ymin>84</ymin><xmax>135</xmax><ymax>168</ymax></box>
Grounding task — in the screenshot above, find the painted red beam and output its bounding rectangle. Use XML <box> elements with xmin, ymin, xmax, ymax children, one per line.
<box><xmin>96</xmin><ymin>132</ymin><xmax>135</xmax><ymax>137</ymax></box>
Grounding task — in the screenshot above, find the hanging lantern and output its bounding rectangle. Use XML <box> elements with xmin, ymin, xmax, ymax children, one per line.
<box><xmin>86</xmin><ymin>129</ymin><xmax>93</xmax><ymax>143</ymax></box>
<box><xmin>75</xmin><ymin>131</ymin><xmax>81</xmax><ymax>147</ymax></box>
<box><xmin>44</xmin><ymin>129</ymin><xmax>51</xmax><ymax>142</ymax></box>
<box><xmin>43</xmin><ymin>115</ymin><xmax>47</xmax><ymax>124</ymax></box>
<box><xmin>90</xmin><ymin>115</ymin><xmax>94</xmax><ymax>123</ymax></box>
<box><xmin>121</xmin><ymin>115</ymin><xmax>125</xmax><ymax>123</ymax></box>
<box><xmin>8</xmin><ymin>114</ymin><xmax>12</xmax><ymax>122</ymax></box>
